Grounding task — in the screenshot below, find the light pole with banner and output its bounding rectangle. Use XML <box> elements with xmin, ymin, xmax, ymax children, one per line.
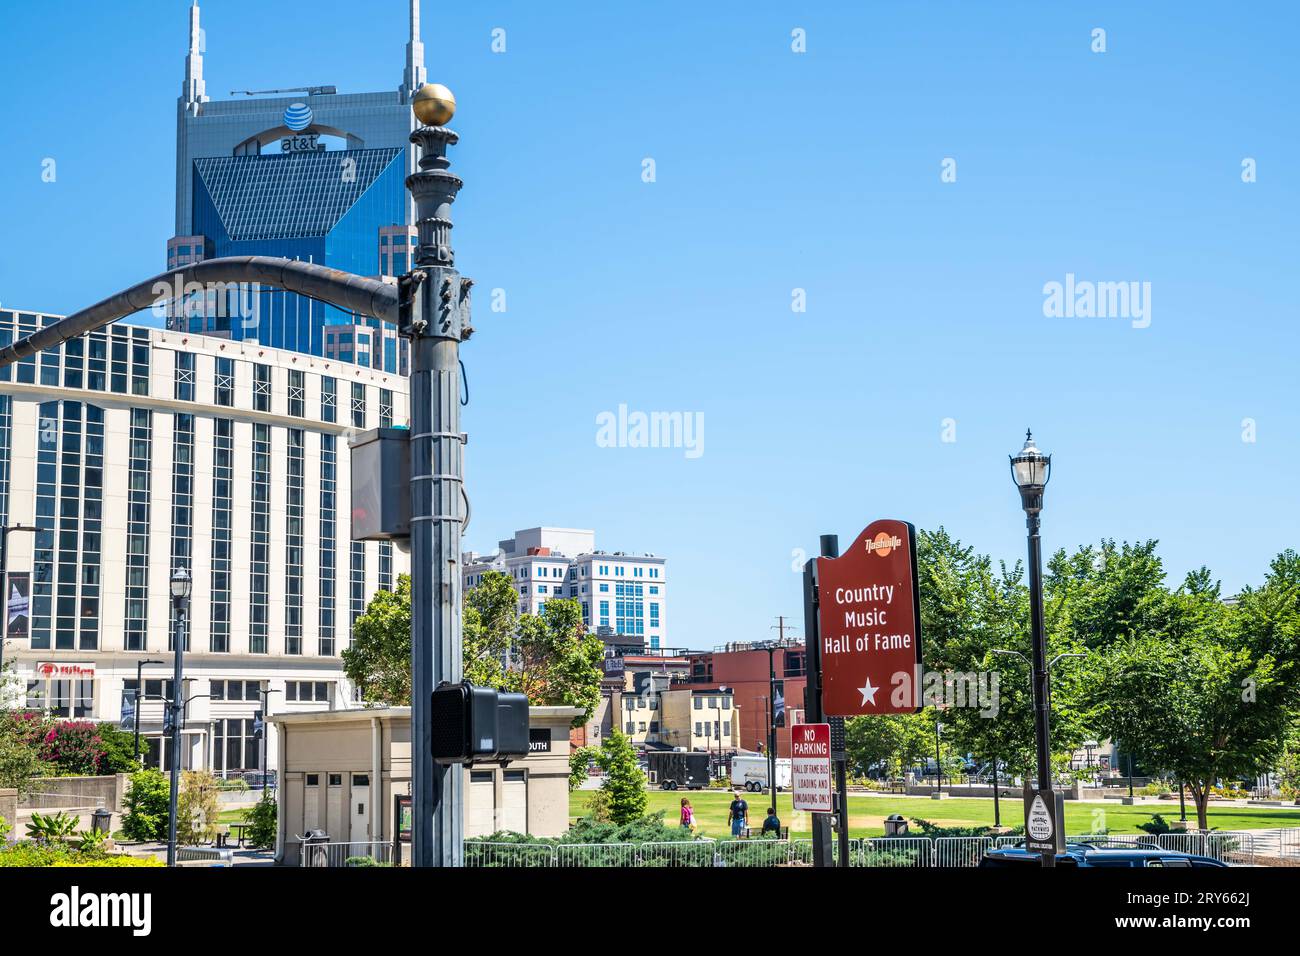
<box><xmin>1009</xmin><ymin>430</ymin><xmax>1062</xmax><ymax>866</ymax></box>
<box><xmin>0</xmin><ymin>523</ymin><xmax>38</xmax><ymax>684</ymax></box>
<box><xmin>166</xmin><ymin>567</ymin><xmax>191</xmax><ymax>868</ymax></box>
<box><xmin>128</xmin><ymin>658</ymin><xmax>165</xmax><ymax>765</ymax></box>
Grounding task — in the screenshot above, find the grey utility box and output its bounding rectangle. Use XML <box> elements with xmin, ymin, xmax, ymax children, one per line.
<box><xmin>350</xmin><ymin>427</ymin><xmax>411</xmax><ymax>541</ymax></box>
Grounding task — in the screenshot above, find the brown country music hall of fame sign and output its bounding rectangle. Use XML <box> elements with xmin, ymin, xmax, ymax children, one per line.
<box><xmin>816</xmin><ymin>519</ymin><xmax>923</xmax><ymax>716</ymax></box>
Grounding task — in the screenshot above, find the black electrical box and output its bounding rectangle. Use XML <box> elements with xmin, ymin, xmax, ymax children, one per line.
<box><xmin>430</xmin><ymin>683</ymin><xmax>532</xmax><ymax>764</ymax></box>
<box><xmin>495</xmin><ymin>691</ymin><xmax>531</xmax><ymax>761</ymax></box>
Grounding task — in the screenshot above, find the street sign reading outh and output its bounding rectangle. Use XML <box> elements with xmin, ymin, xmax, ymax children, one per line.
<box><xmin>816</xmin><ymin>519</ymin><xmax>923</xmax><ymax>716</ymax></box>
<box><xmin>791</xmin><ymin>723</ymin><xmax>833</xmax><ymax>813</ymax></box>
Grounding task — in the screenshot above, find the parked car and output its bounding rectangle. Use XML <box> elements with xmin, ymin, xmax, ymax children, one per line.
<box><xmin>980</xmin><ymin>841</ymin><xmax>1229</xmax><ymax>868</ymax></box>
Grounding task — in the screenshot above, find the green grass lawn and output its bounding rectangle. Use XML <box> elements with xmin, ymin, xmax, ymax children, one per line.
<box><xmin>568</xmin><ymin>789</ymin><xmax>1300</xmax><ymax>839</ymax></box>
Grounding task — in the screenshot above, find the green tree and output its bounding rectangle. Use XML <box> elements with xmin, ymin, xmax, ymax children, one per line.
<box><xmin>844</xmin><ymin>711</ymin><xmax>931</xmax><ymax>779</ymax></box>
<box><xmin>1084</xmin><ymin>554</ymin><xmax>1300</xmax><ymax>829</ymax></box>
<box><xmin>121</xmin><ymin>768</ymin><xmax>171</xmax><ymax>842</ymax></box>
<box><xmin>94</xmin><ymin>723</ymin><xmax>142</xmax><ymax>774</ymax></box>
<box><xmin>342</xmin><ymin>575</ymin><xmax>412</xmax><ymax>706</ymax></box>
<box><xmin>244</xmin><ymin>795</ymin><xmax>278</xmax><ymax>850</ymax></box>
<box><xmin>511</xmin><ymin>599</ymin><xmax>605</xmax><ymax>725</ymax></box>
<box><xmin>595</xmin><ymin>729</ymin><xmax>646</xmax><ymax>824</ymax></box>
<box><xmin>344</xmin><ymin>572</ymin><xmax>605</xmax><ymax>726</ymax></box>
<box><xmin>569</xmin><ymin>745</ymin><xmax>598</xmax><ymax>792</ymax></box>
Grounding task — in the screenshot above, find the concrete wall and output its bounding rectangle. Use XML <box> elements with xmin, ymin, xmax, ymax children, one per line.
<box><xmin>0</xmin><ymin>789</ymin><xmax>16</xmax><ymax>838</ymax></box>
<box><xmin>18</xmin><ymin>774</ymin><xmax>130</xmax><ymax>812</ymax></box>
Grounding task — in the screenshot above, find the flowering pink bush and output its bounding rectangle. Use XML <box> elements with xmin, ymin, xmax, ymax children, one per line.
<box><xmin>38</xmin><ymin>721</ymin><xmax>106</xmax><ymax>776</ymax></box>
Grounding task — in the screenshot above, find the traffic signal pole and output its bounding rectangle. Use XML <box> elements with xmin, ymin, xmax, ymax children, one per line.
<box><xmin>403</xmin><ymin>120</ymin><xmax>470</xmax><ymax>868</ymax></box>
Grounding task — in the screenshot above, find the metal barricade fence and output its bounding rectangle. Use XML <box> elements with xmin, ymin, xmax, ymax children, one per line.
<box><xmin>861</xmin><ymin>837</ymin><xmax>933</xmax><ymax>867</ymax></box>
<box><xmin>1280</xmin><ymin>828</ymin><xmax>1300</xmax><ymax>863</ymax></box>
<box><xmin>935</xmin><ymin>836</ymin><xmax>992</xmax><ymax>867</ymax></box>
<box><xmin>714</xmin><ymin>838</ymin><xmax>796</xmax><ymax>868</ymax></box>
<box><xmin>299</xmin><ymin>840</ymin><xmax>393</xmax><ymax>868</ymax></box>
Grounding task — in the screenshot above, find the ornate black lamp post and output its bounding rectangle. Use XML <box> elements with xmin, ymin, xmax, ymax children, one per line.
<box><xmin>166</xmin><ymin>567</ymin><xmax>191</xmax><ymax>867</ymax></box>
<box><xmin>1010</xmin><ymin>430</ymin><xmax>1056</xmax><ymax>867</ymax></box>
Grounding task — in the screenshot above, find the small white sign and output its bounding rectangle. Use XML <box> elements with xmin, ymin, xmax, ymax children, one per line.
<box><xmin>1027</xmin><ymin>793</ymin><xmax>1053</xmax><ymax>841</ymax></box>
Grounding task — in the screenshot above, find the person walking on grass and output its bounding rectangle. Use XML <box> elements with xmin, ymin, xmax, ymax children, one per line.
<box><xmin>679</xmin><ymin>797</ymin><xmax>696</xmax><ymax>832</ymax></box>
<box><xmin>728</xmin><ymin>788</ymin><xmax>749</xmax><ymax>837</ymax></box>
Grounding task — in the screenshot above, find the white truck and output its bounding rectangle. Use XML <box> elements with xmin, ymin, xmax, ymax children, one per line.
<box><xmin>730</xmin><ymin>755</ymin><xmax>792</xmax><ymax>792</ymax></box>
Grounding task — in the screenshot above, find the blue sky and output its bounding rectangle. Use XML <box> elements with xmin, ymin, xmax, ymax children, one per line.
<box><xmin>1</xmin><ymin>2</ymin><xmax>1296</xmax><ymax>649</ymax></box>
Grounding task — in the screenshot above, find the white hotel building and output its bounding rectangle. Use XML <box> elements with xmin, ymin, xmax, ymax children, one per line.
<box><xmin>0</xmin><ymin>308</ymin><xmax>409</xmax><ymax>774</ymax></box>
<box><xmin>463</xmin><ymin>528</ymin><xmax>667</xmax><ymax>650</ymax></box>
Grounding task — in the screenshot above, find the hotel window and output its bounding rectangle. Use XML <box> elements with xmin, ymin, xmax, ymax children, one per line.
<box><xmin>31</xmin><ymin>401</ymin><xmax>105</xmax><ymax>651</ymax></box>
<box><xmin>694</xmin><ymin>697</ymin><xmax>702</xmax><ymax>710</ymax></box>
<box><xmin>38</xmin><ymin>679</ymin><xmax>95</xmax><ymax>718</ymax></box>
<box><xmin>288</xmin><ymin>369</ymin><xmax>305</xmax><ymax>417</ymax></box>
<box><xmin>694</xmin><ymin>722</ymin><xmax>702</xmax><ymax>737</ymax></box>
<box><xmin>650</xmin><ymin>603</ymin><xmax>660</xmax><ymax>628</ymax></box>
<box><xmin>350</xmin><ymin>542</ymin><xmax>366</xmax><ymax>640</ymax></box>
<box><xmin>625</xmin><ymin>722</ymin><xmax>635</xmax><ymax>734</ymax></box>
<box><xmin>284</xmin><ymin>428</ymin><xmax>305</xmax><ymax>655</ymax></box>
<box><xmin>123</xmin><ymin>409</ymin><xmax>152</xmax><ymax>650</ymax></box>
<box><xmin>319</xmin><ymin>434</ymin><xmax>337</xmax><ymax>656</ymax></box>
<box><xmin>253</xmin><ymin>363</ymin><xmax>271</xmax><ymax>412</ymax></box>
<box><xmin>87</xmin><ymin>333</ymin><xmax>108</xmax><ymax>391</ymax></box>
<box><xmin>286</xmin><ymin>681</ymin><xmax>330</xmax><ymax>703</ymax></box>
<box><xmin>249</xmin><ymin>423</ymin><xmax>271</xmax><ymax>654</ymax></box>
<box><xmin>174</xmin><ymin>351</ymin><xmax>195</xmax><ymax>401</ymax></box>
<box><xmin>209</xmin><ymin>419</ymin><xmax>233</xmax><ymax>652</ymax></box>
<box><xmin>214</xmin><ymin>356</ymin><xmax>234</xmax><ymax>406</ymax></box>
<box><xmin>131</xmin><ymin>332</ymin><xmax>151</xmax><ymax>396</ymax></box>
<box><xmin>379</xmin><ymin>388</ymin><xmax>393</xmax><ymax>427</ymax></box>
<box><xmin>379</xmin><ymin>541</ymin><xmax>393</xmax><ymax>592</ymax></box>
<box><xmin>168</xmin><ymin>413</ymin><xmax>194</xmax><ymax>651</ymax></box>
<box><xmin>321</xmin><ymin>375</ymin><xmax>337</xmax><ymax>423</ymax></box>
<box><xmin>213</xmin><ymin>718</ymin><xmax>260</xmax><ymax>774</ymax></box>
<box><xmin>351</xmin><ymin>383</ymin><xmax>366</xmax><ymax>428</ymax></box>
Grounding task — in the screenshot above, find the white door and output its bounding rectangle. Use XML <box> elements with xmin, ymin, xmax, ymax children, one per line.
<box><xmin>325</xmin><ymin>773</ymin><xmax>344</xmax><ymax>840</ymax></box>
<box><xmin>350</xmin><ymin>774</ymin><xmax>371</xmax><ymax>844</ymax></box>
<box><xmin>500</xmin><ymin>770</ymin><xmax>527</xmax><ymax>834</ymax></box>
<box><xmin>304</xmin><ymin>775</ymin><xmax>320</xmax><ymax>832</ymax></box>
<box><xmin>465</xmin><ymin>770</ymin><xmax>495</xmax><ymax>838</ymax></box>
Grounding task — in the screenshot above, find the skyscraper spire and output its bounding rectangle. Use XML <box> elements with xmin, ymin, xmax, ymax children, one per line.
<box><xmin>403</xmin><ymin>0</ymin><xmax>427</xmax><ymax>101</ymax></box>
<box><xmin>182</xmin><ymin>0</ymin><xmax>208</xmax><ymax>108</ymax></box>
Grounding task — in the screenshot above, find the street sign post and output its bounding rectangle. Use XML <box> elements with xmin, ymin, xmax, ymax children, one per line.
<box><xmin>1023</xmin><ymin>787</ymin><xmax>1066</xmax><ymax>856</ymax></box>
<box><xmin>791</xmin><ymin>723</ymin><xmax>833</xmax><ymax>813</ymax></box>
<box><xmin>816</xmin><ymin>520</ymin><xmax>923</xmax><ymax>716</ymax></box>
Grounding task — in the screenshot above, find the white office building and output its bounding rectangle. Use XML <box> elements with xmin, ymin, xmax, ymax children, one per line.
<box><xmin>463</xmin><ymin>527</ymin><xmax>667</xmax><ymax>649</ymax></box>
<box><xmin>0</xmin><ymin>309</ymin><xmax>409</xmax><ymax>774</ymax></box>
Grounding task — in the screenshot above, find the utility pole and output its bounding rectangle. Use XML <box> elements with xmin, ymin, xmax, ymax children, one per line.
<box><xmin>403</xmin><ymin>86</ymin><xmax>470</xmax><ymax>868</ymax></box>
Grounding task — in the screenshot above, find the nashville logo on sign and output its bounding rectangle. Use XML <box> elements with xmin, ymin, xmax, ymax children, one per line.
<box><xmin>864</xmin><ymin>533</ymin><xmax>902</xmax><ymax>557</ymax></box>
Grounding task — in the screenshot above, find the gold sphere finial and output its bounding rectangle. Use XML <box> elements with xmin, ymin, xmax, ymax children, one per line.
<box><xmin>413</xmin><ymin>83</ymin><xmax>456</xmax><ymax>126</ymax></box>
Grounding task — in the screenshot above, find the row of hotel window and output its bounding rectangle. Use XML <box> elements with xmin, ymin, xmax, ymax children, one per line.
<box><xmin>0</xmin><ymin>316</ymin><xmax>396</xmax><ymax>429</ymax></box>
<box><xmin>626</xmin><ymin>696</ymin><xmax>732</xmax><ymax>711</ymax></box>
<box><xmin>625</xmin><ymin>722</ymin><xmax>731</xmax><ymax>737</ymax></box>
<box><xmin>22</xmin><ymin>678</ymin><xmax>334</xmax><ymax>718</ymax></box>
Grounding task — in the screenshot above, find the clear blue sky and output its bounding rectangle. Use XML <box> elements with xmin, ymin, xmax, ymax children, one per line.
<box><xmin>1</xmin><ymin>2</ymin><xmax>1296</xmax><ymax>650</ymax></box>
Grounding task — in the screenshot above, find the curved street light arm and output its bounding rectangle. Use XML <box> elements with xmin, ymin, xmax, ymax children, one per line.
<box><xmin>0</xmin><ymin>257</ymin><xmax>401</xmax><ymax>369</ymax></box>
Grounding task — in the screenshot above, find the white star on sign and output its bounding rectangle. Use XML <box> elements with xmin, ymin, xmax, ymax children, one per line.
<box><xmin>858</xmin><ymin>678</ymin><xmax>879</xmax><ymax>706</ymax></box>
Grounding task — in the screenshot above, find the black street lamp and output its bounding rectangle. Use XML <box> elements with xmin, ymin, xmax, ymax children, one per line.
<box><xmin>131</xmin><ymin>658</ymin><xmax>165</xmax><ymax>766</ymax></box>
<box><xmin>933</xmin><ymin>713</ymin><xmax>944</xmax><ymax>796</ymax></box>
<box><xmin>166</xmin><ymin>567</ymin><xmax>191</xmax><ymax>868</ymax></box>
<box><xmin>1009</xmin><ymin>429</ymin><xmax>1056</xmax><ymax>868</ymax></box>
<box><xmin>257</xmin><ymin>687</ymin><xmax>282</xmax><ymax>795</ymax></box>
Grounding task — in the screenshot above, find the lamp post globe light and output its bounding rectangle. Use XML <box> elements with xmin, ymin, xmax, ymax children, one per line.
<box><xmin>166</xmin><ymin>567</ymin><xmax>191</xmax><ymax>867</ymax></box>
<box><xmin>1009</xmin><ymin>430</ymin><xmax>1056</xmax><ymax>867</ymax></box>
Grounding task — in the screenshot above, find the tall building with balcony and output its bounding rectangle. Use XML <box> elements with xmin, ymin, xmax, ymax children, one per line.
<box><xmin>165</xmin><ymin>1</ymin><xmax>425</xmax><ymax>373</ymax></box>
